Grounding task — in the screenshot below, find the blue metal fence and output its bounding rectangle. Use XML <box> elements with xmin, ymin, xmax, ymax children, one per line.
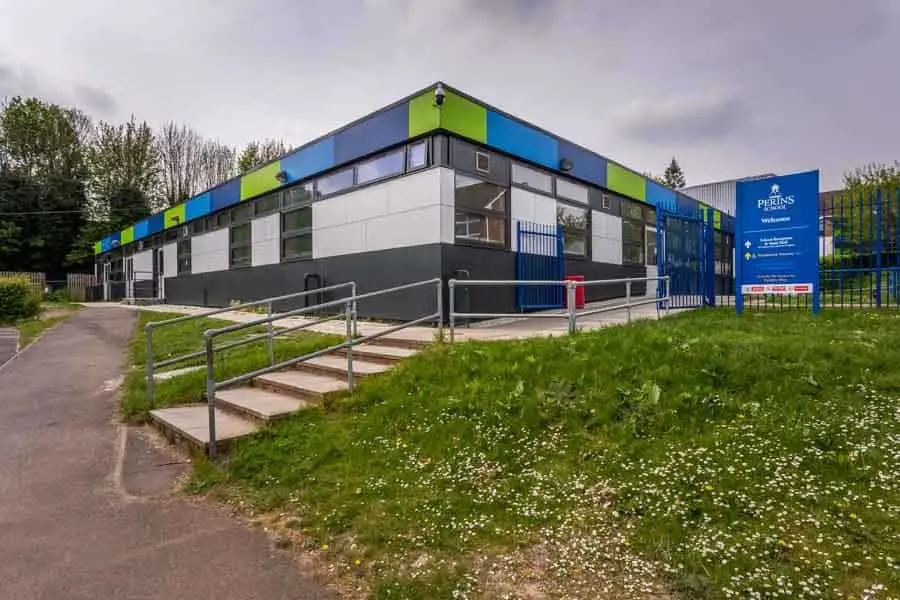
<box><xmin>657</xmin><ymin>210</ymin><xmax>716</xmax><ymax>308</ymax></box>
<box><xmin>516</xmin><ymin>221</ymin><xmax>564</xmax><ymax>311</ymax></box>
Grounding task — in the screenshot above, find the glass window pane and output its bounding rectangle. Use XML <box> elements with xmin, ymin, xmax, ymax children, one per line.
<box><xmin>454</xmin><ymin>211</ymin><xmax>506</xmax><ymax>245</ymax></box>
<box><xmin>317</xmin><ymin>168</ymin><xmax>354</xmax><ymax>196</ymax></box>
<box><xmin>255</xmin><ymin>193</ymin><xmax>279</xmax><ymax>216</ymax></box>
<box><xmin>622</xmin><ymin>201</ymin><xmax>643</xmax><ymax>221</ymax></box>
<box><xmin>622</xmin><ymin>221</ymin><xmax>644</xmax><ymax>244</ymax></box>
<box><xmin>558</xmin><ymin>203</ymin><xmax>588</xmax><ymax>256</ymax></box>
<box><xmin>511</xmin><ymin>163</ymin><xmax>553</xmax><ymax>194</ymax></box>
<box><xmin>455</xmin><ymin>174</ymin><xmax>506</xmax><ymax>213</ymax></box>
<box><xmin>623</xmin><ymin>243</ymin><xmax>644</xmax><ymax>265</ymax></box>
<box><xmin>356</xmin><ymin>149</ymin><xmax>404</xmax><ymax>185</ymax></box>
<box><xmin>282</xmin><ymin>207</ymin><xmax>312</xmax><ymax>232</ymax></box>
<box><xmin>282</xmin><ymin>234</ymin><xmax>312</xmax><ymax>260</ymax></box>
<box><xmin>232</xmin><ymin>203</ymin><xmax>251</xmax><ymax>223</ymax></box>
<box><xmin>556</xmin><ymin>177</ymin><xmax>589</xmax><ymax>204</ymax></box>
<box><xmin>230</xmin><ymin>223</ymin><xmax>251</xmax><ymax>245</ymax></box>
<box><xmin>283</xmin><ymin>182</ymin><xmax>314</xmax><ymax>208</ymax></box>
<box><xmin>230</xmin><ymin>245</ymin><xmax>251</xmax><ymax>267</ymax></box>
<box><xmin>408</xmin><ymin>141</ymin><xmax>427</xmax><ymax>170</ymax></box>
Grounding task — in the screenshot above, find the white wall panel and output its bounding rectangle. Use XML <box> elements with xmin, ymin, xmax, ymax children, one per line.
<box><xmin>132</xmin><ymin>249</ymin><xmax>154</xmax><ymax>280</ymax></box>
<box><xmin>251</xmin><ymin>213</ymin><xmax>280</xmax><ymax>267</ymax></box>
<box><xmin>510</xmin><ymin>188</ymin><xmax>557</xmax><ymax>252</ymax></box>
<box><xmin>191</xmin><ymin>229</ymin><xmax>229</xmax><ymax>274</ymax></box>
<box><xmin>163</xmin><ymin>242</ymin><xmax>177</xmax><ymax>278</ymax></box>
<box><xmin>313</xmin><ymin>169</ymin><xmax>443</xmax><ymax>259</ymax></box>
<box><xmin>591</xmin><ymin>210</ymin><xmax>623</xmax><ymax>265</ymax></box>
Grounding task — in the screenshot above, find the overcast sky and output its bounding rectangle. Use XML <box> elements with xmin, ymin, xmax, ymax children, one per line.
<box><xmin>1</xmin><ymin>0</ymin><xmax>898</xmax><ymax>190</ymax></box>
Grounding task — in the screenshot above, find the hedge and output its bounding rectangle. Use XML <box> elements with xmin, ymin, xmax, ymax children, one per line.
<box><xmin>0</xmin><ymin>277</ymin><xmax>41</xmax><ymax>324</ymax></box>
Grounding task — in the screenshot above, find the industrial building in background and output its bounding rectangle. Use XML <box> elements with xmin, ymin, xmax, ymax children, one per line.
<box><xmin>681</xmin><ymin>174</ymin><xmax>776</xmax><ymax>217</ymax></box>
<box><xmin>92</xmin><ymin>83</ymin><xmax>734</xmax><ymax>320</ymax></box>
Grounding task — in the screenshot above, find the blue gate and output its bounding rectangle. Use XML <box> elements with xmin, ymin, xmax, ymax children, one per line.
<box><xmin>657</xmin><ymin>210</ymin><xmax>716</xmax><ymax>308</ymax></box>
<box><xmin>516</xmin><ymin>221</ymin><xmax>564</xmax><ymax>311</ymax></box>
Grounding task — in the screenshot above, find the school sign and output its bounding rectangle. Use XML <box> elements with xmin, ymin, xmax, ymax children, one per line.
<box><xmin>735</xmin><ymin>170</ymin><xmax>820</xmax><ymax>314</ymax></box>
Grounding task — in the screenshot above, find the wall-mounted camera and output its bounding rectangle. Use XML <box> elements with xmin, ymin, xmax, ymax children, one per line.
<box><xmin>434</xmin><ymin>83</ymin><xmax>445</xmax><ymax>107</ymax></box>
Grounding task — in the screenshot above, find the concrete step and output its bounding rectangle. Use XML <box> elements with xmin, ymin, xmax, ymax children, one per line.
<box><xmin>334</xmin><ymin>343</ymin><xmax>419</xmax><ymax>364</ymax></box>
<box><xmin>153</xmin><ymin>365</ymin><xmax>204</xmax><ymax>381</ymax></box>
<box><xmin>254</xmin><ymin>370</ymin><xmax>349</xmax><ymax>401</ymax></box>
<box><xmin>149</xmin><ymin>404</ymin><xmax>258</xmax><ymax>454</ymax></box>
<box><xmin>364</xmin><ymin>335</ymin><xmax>432</xmax><ymax>350</ymax></box>
<box><xmin>216</xmin><ymin>387</ymin><xmax>311</xmax><ymax>422</ymax></box>
<box><xmin>293</xmin><ymin>354</ymin><xmax>392</xmax><ymax>378</ymax></box>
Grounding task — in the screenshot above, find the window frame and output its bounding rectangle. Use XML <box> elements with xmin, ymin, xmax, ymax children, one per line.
<box><xmin>475</xmin><ymin>151</ymin><xmax>490</xmax><ymax>174</ymax></box>
<box><xmin>253</xmin><ymin>192</ymin><xmax>279</xmax><ymax>217</ymax></box>
<box><xmin>453</xmin><ymin>173</ymin><xmax>509</xmax><ymax>248</ymax></box>
<box><xmin>355</xmin><ymin>147</ymin><xmax>406</xmax><ymax>186</ymax></box>
<box><xmin>177</xmin><ymin>238</ymin><xmax>191</xmax><ymax>274</ymax></box>
<box><xmin>229</xmin><ymin>222</ymin><xmax>252</xmax><ymax>269</ymax></box>
<box><xmin>316</xmin><ymin>167</ymin><xmax>354</xmax><ymax>198</ymax></box>
<box><xmin>511</xmin><ymin>162</ymin><xmax>554</xmax><ymax>195</ymax></box>
<box><xmin>556</xmin><ymin>200</ymin><xmax>590</xmax><ymax>257</ymax></box>
<box><xmin>407</xmin><ymin>140</ymin><xmax>429</xmax><ymax>172</ymax></box>
<box><xmin>281</xmin><ymin>188</ymin><xmax>313</xmax><ymax>262</ymax></box>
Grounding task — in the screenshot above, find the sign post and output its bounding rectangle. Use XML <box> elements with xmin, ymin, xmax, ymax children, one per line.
<box><xmin>735</xmin><ymin>170</ymin><xmax>820</xmax><ymax>315</ymax></box>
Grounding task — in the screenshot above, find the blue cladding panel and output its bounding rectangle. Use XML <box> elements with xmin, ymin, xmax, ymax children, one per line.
<box><xmin>558</xmin><ymin>140</ymin><xmax>606</xmax><ymax>187</ymax></box>
<box><xmin>186</xmin><ymin>192</ymin><xmax>212</xmax><ymax>221</ymax></box>
<box><xmin>147</xmin><ymin>213</ymin><xmax>165</xmax><ymax>235</ymax></box>
<box><xmin>647</xmin><ymin>181</ymin><xmax>677</xmax><ymax>213</ymax></box>
<box><xmin>211</xmin><ymin>179</ymin><xmax>240</xmax><ymax>212</ymax></box>
<box><xmin>676</xmin><ymin>193</ymin><xmax>700</xmax><ymax>218</ymax></box>
<box><xmin>101</xmin><ymin>237</ymin><xmax>112</xmax><ymax>252</ymax></box>
<box><xmin>281</xmin><ymin>137</ymin><xmax>335</xmax><ymax>183</ymax></box>
<box><xmin>134</xmin><ymin>219</ymin><xmax>149</xmax><ymax>240</ymax></box>
<box><xmin>487</xmin><ymin>111</ymin><xmax>559</xmax><ymax>169</ymax></box>
<box><xmin>333</xmin><ymin>103</ymin><xmax>409</xmax><ymax>165</ymax></box>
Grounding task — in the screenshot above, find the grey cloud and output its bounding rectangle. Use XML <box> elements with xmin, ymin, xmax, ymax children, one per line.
<box><xmin>617</xmin><ymin>91</ymin><xmax>752</xmax><ymax>146</ymax></box>
<box><xmin>74</xmin><ymin>84</ymin><xmax>117</xmax><ymax>115</ymax></box>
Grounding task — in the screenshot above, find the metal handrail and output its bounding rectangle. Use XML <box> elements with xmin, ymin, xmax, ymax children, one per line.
<box><xmin>447</xmin><ymin>276</ymin><xmax>671</xmax><ymax>342</ymax></box>
<box><xmin>145</xmin><ymin>281</ymin><xmax>357</xmax><ymax>408</ymax></box>
<box><xmin>202</xmin><ymin>278</ymin><xmax>442</xmax><ymax>457</ymax></box>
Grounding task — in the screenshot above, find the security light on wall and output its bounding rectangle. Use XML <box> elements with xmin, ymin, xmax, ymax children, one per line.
<box><xmin>434</xmin><ymin>83</ymin><xmax>445</xmax><ymax>107</ymax></box>
<box><xmin>275</xmin><ymin>170</ymin><xmax>289</xmax><ymax>183</ymax></box>
<box><xmin>559</xmin><ymin>158</ymin><xmax>573</xmax><ymax>172</ymax></box>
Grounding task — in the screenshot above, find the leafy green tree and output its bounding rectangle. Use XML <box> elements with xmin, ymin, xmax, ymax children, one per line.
<box><xmin>237</xmin><ymin>139</ymin><xmax>287</xmax><ymax>174</ymax></box>
<box><xmin>832</xmin><ymin>161</ymin><xmax>900</xmax><ymax>252</ymax></box>
<box><xmin>87</xmin><ymin>116</ymin><xmax>159</xmax><ymax>212</ymax></box>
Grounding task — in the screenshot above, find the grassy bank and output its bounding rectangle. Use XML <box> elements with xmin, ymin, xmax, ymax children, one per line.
<box><xmin>16</xmin><ymin>302</ymin><xmax>81</xmax><ymax>348</ymax></box>
<box><xmin>122</xmin><ymin>310</ymin><xmax>341</xmax><ymax>422</ymax></box>
<box><xmin>192</xmin><ymin>310</ymin><xmax>900</xmax><ymax>599</ymax></box>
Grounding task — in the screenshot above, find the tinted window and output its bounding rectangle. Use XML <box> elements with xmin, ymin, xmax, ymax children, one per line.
<box><xmin>282</xmin><ymin>235</ymin><xmax>312</xmax><ymax>260</ymax></box>
<box><xmin>282</xmin><ymin>207</ymin><xmax>312</xmax><ymax>232</ymax></box>
<box><xmin>454</xmin><ymin>212</ymin><xmax>506</xmax><ymax>245</ymax></box>
<box><xmin>557</xmin><ymin>203</ymin><xmax>588</xmax><ymax>256</ymax></box>
<box><xmin>455</xmin><ymin>174</ymin><xmax>506</xmax><ymax>213</ymax></box>
<box><xmin>356</xmin><ymin>149</ymin><xmax>404</xmax><ymax>185</ymax></box>
<box><xmin>254</xmin><ymin>193</ymin><xmax>279</xmax><ymax>216</ymax></box>
<box><xmin>556</xmin><ymin>178</ymin><xmax>589</xmax><ymax>204</ymax></box>
<box><xmin>230</xmin><ymin>223</ymin><xmax>251</xmax><ymax>245</ymax></box>
<box><xmin>408</xmin><ymin>141</ymin><xmax>427</xmax><ymax>170</ymax></box>
<box><xmin>231</xmin><ymin>203</ymin><xmax>251</xmax><ymax>223</ymax></box>
<box><xmin>511</xmin><ymin>163</ymin><xmax>553</xmax><ymax>194</ymax></box>
<box><xmin>317</xmin><ymin>168</ymin><xmax>354</xmax><ymax>196</ymax></box>
<box><xmin>283</xmin><ymin>182</ymin><xmax>314</xmax><ymax>208</ymax></box>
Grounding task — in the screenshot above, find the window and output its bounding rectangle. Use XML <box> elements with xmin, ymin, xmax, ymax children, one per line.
<box><xmin>454</xmin><ymin>173</ymin><xmax>507</xmax><ymax>246</ymax></box>
<box><xmin>556</xmin><ymin>178</ymin><xmax>589</xmax><ymax>204</ymax></box>
<box><xmin>407</xmin><ymin>141</ymin><xmax>428</xmax><ymax>171</ymax></box>
<box><xmin>230</xmin><ymin>223</ymin><xmax>251</xmax><ymax>268</ymax></box>
<box><xmin>475</xmin><ymin>151</ymin><xmax>490</xmax><ymax>173</ymax></box>
<box><xmin>282</xmin><ymin>205</ymin><xmax>313</xmax><ymax>260</ymax></box>
<box><xmin>164</xmin><ymin>229</ymin><xmax>178</xmax><ymax>243</ymax></box>
<box><xmin>557</xmin><ymin>203</ymin><xmax>588</xmax><ymax>256</ymax></box>
<box><xmin>177</xmin><ymin>239</ymin><xmax>191</xmax><ymax>274</ymax></box>
<box><xmin>356</xmin><ymin>149</ymin><xmax>404</xmax><ymax>185</ymax></box>
<box><xmin>317</xmin><ymin>168</ymin><xmax>354</xmax><ymax>196</ymax></box>
<box><xmin>646</xmin><ymin>228</ymin><xmax>657</xmax><ymax>266</ymax></box>
<box><xmin>601</xmin><ymin>194</ymin><xmax>611</xmax><ymax>210</ymax></box>
<box><xmin>622</xmin><ymin>201</ymin><xmax>644</xmax><ymax>221</ymax></box>
<box><xmin>283</xmin><ymin>182</ymin><xmax>314</xmax><ymax>208</ymax></box>
<box><xmin>511</xmin><ymin>162</ymin><xmax>553</xmax><ymax>194</ymax></box>
<box><xmin>190</xmin><ymin>219</ymin><xmax>207</xmax><ymax>235</ymax></box>
<box><xmin>622</xmin><ymin>203</ymin><xmax>645</xmax><ymax>265</ymax></box>
<box><xmin>216</xmin><ymin>211</ymin><xmax>230</xmax><ymax>229</ymax></box>
<box><xmin>254</xmin><ymin>193</ymin><xmax>279</xmax><ymax>216</ymax></box>
<box><xmin>231</xmin><ymin>203</ymin><xmax>251</xmax><ymax>224</ymax></box>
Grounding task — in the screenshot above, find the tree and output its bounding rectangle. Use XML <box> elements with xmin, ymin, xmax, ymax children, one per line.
<box><xmin>196</xmin><ymin>139</ymin><xmax>237</xmax><ymax>191</ymax></box>
<box><xmin>661</xmin><ymin>157</ymin><xmax>686</xmax><ymax>189</ymax></box>
<box><xmin>155</xmin><ymin>121</ymin><xmax>205</xmax><ymax>209</ymax></box>
<box><xmin>237</xmin><ymin>139</ymin><xmax>287</xmax><ymax>174</ymax></box>
<box><xmin>87</xmin><ymin>116</ymin><xmax>159</xmax><ymax>216</ymax></box>
<box><xmin>831</xmin><ymin>161</ymin><xmax>900</xmax><ymax>252</ymax></box>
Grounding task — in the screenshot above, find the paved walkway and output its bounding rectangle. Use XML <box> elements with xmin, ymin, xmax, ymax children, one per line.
<box><xmin>0</xmin><ymin>307</ymin><xmax>334</xmax><ymax>600</ymax></box>
<box><xmin>83</xmin><ymin>296</ymin><xmax>678</xmax><ymax>343</ymax></box>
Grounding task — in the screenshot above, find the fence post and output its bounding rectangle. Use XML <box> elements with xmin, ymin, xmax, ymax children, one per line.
<box><xmin>876</xmin><ymin>188</ymin><xmax>883</xmax><ymax>308</ymax></box>
<box><xmin>266</xmin><ymin>300</ymin><xmax>275</xmax><ymax>366</ymax></box>
<box><xmin>145</xmin><ymin>323</ymin><xmax>155</xmax><ymax>409</ymax></box>
<box><xmin>665</xmin><ymin>276</ymin><xmax>672</xmax><ymax>316</ymax></box>
<box><xmin>204</xmin><ymin>333</ymin><xmax>217</xmax><ymax>459</ymax></box>
<box><xmin>345</xmin><ymin>301</ymin><xmax>354</xmax><ymax>393</ymax></box>
<box><xmin>448</xmin><ymin>279</ymin><xmax>456</xmax><ymax>343</ymax></box>
<box><xmin>436</xmin><ymin>279</ymin><xmax>444</xmax><ymax>341</ymax></box>
<box><xmin>625</xmin><ymin>280</ymin><xmax>632</xmax><ymax>323</ymax></box>
<box><xmin>567</xmin><ymin>281</ymin><xmax>577</xmax><ymax>334</ymax></box>
<box><xmin>351</xmin><ymin>282</ymin><xmax>359</xmax><ymax>337</ymax></box>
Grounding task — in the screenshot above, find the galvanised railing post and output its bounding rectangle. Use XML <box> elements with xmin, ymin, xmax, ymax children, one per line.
<box><xmin>436</xmin><ymin>278</ymin><xmax>444</xmax><ymax>341</ymax></box>
<box><xmin>266</xmin><ymin>300</ymin><xmax>275</xmax><ymax>366</ymax></box>
<box><xmin>625</xmin><ymin>280</ymin><xmax>632</xmax><ymax>323</ymax></box>
<box><xmin>145</xmin><ymin>322</ymin><xmax>155</xmax><ymax>409</ymax></box>
<box><xmin>666</xmin><ymin>276</ymin><xmax>672</xmax><ymax>316</ymax></box>
<box><xmin>448</xmin><ymin>279</ymin><xmax>456</xmax><ymax>343</ymax></box>
<box><xmin>345</xmin><ymin>301</ymin><xmax>354</xmax><ymax>393</ymax></box>
<box><xmin>566</xmin><ymin>281</ymin><xmax>577</xmax><ymax>334</ymax></box>
<box><xmin>204</xmin><ymin>332</ymin><xmax>217</xmax><ymax>459</ymax></box>
<box><xmin>876</xmin><ymin>188</ymin><xmax>883</xmax><ymax>308</ymax></box>
<box><xmin>351</xmin><ymin>282</ymin><xmax>359</xmax><ymax>338</ymax></box>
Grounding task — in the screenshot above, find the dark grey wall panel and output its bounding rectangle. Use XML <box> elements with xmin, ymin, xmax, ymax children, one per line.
<box><xmin>165</xmin><ymin>245</ymin><xmax>443</xmax><ymax>322</ymax></box>
<box><xmin>563</xmin><ymin>257</ymin><xmax>648</xmax><ymax>300</ymax></box>
<box><xmin>449</xmin><ymin>138</ymin><xmax>510</xmax><ymax>186</ymax></box>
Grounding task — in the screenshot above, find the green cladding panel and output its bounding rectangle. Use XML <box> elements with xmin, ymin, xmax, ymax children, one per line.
<box><xmin>94</xmin><ymin>241</ymin><xmax>102</xmax><ymax>255</ymax></box>
<box><xmin>408</xmin><ymin>91</ymin><xmax>441</xmax><ymax>137</ymax></box>
<box><xmin>607</xmin><ymin>163</ymin><xmax>647</xmax><ymax>202</ymax></box>
<box><xmin>240</xmin><ymin>161</ymin><xmax>282</xmax><ymax>201</ymax></box>
<box><xmin>164</xmin><ymin>204</ymin><xmax>186</xmax><ymax>229</ymax></box>
<box><xmin>440</xmin><ymin>91</ymin><xmax>487</xmax><ymax>143</ymax></box>
<box><xmin>121</xmin><ymin>226</ymin><xmax>134</xmax><ymax>245</ymax></box>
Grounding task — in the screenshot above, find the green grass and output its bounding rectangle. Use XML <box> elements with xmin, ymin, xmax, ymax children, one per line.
<box><xmin>191</xmin><ymin>310</ymin><xmax>900</xmax><ymax>599</ymax></box>
<box><xmin>15</xmin><ymin>304</ymin><xmax>81</xmax><ymax>348</ymax></box>
<box><xmin>122</xmin><ymin>311</ymin><xmax>341</xmax><ymax>422</ymax></box>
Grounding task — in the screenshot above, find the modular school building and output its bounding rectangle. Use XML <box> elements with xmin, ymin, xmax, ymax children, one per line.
<box><xmin>94</xmin><ymin>83</ymin><xmax>734</xmax><ymax>319</ymax></box>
